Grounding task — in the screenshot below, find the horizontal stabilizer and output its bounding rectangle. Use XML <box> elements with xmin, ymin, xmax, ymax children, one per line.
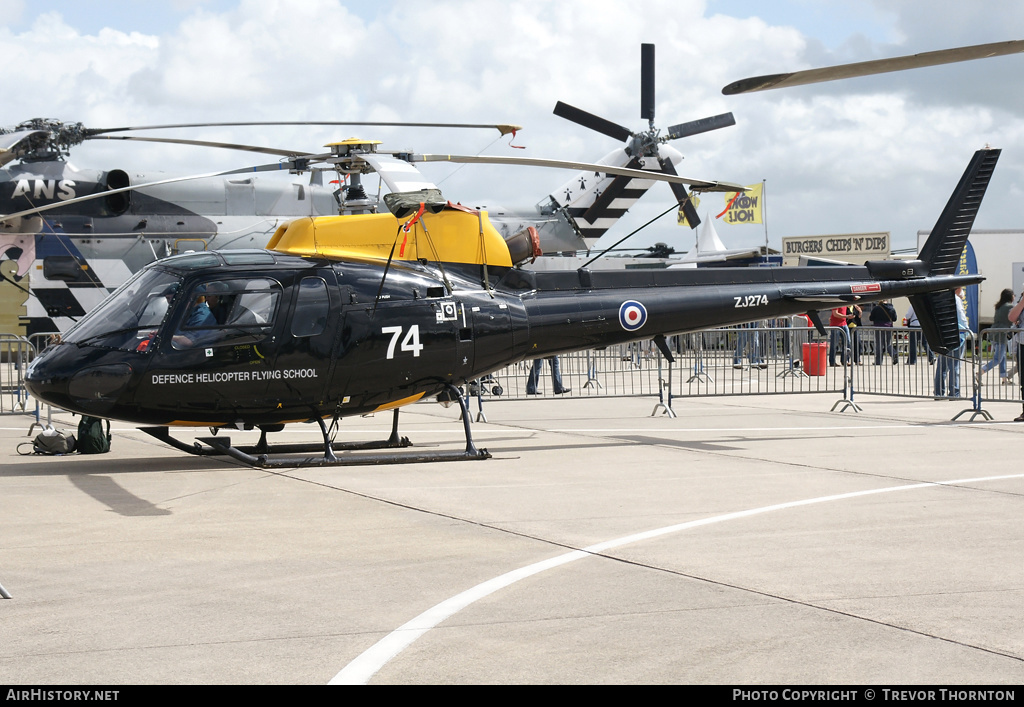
<box><xmin>909</xmin><ymin>291</ymin><xmax>960</xmax><ymax>354</ymax></box>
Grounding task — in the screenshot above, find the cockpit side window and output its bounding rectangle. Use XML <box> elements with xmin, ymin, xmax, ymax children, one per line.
<box><xmin>171</xmin><ymin>278</ymin><xmax>281</xmax><ymax>350</ymax></box>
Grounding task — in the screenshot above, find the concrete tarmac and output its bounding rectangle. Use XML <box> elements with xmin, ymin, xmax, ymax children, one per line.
<box><xmin>1</xmin><ymin>392</ymin><xmax>1023</xmax><ymax>685</ymax></box>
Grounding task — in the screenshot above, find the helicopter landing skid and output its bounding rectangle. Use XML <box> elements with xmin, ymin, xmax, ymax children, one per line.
<box><xmin>197</xmin><ymin>435</ymin><xmax>490</xmax><ymax>468</ymax></box>
<box><xmin>138</xmin><ymin>387</ymin><xmax>490</xmax><ymax>467</ymax></box>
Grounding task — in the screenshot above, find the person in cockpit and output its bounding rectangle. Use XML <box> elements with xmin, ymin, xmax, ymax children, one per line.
<box><xmin>184</xmin><ymin>292</ymin><xmax>216</xmax><ymax>328</ymax></box>
<box><xmin>204</xmin><ymin>281</ymin><xmax>231</xmax><ymax>324</ymax></box>
<box><xmin>172</xmin><ymin>287</ymin><xmax>217</xmax><ymax>348</ymax></box>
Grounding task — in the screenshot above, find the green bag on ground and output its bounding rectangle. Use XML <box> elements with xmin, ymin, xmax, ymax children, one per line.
<box><xmin>77</xmin><ymin>416</ymin><xmax>111</xmax><ymax>454</ymax></box>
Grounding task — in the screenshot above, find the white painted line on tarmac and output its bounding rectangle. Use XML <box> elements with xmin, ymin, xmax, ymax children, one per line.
<box><xmin>547</xmin><ymin>423</ymin><xmax>1024</xmax><ymax>432</ymax></box>
<box><xmin>330</xmin><ymin>471</ymin><xmax>1024</xmax><ymax>685</ymax></box>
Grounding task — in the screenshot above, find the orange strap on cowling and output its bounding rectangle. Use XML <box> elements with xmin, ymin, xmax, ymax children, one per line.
<box><xmin>399</xmin><ymin>202</ymin><xmax>426</xmax><ymax>257</ymax></box>
<box><xmin>402</xmin><ymin>202</ymin><xmax>426</xmax><ymax>232</ymax></box>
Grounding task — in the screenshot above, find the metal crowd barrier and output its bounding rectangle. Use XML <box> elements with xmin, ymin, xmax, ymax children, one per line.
<box><xmin>850</xmin><ymin>325</ymin><xmax>948</xmax><ymax>399</ymax></box>
<box><xmin>475</xmin><ymin>334</ymin><xmax>651</xmax><ymax>400</ymax></box>
<box><xmin>23</xmin><ymin>333</ymin><xmax>63</xmax><ymax>432</ymax></box>
<box><xmin>480</xmin><ymin>321</ymin><xmax>854</xmax><ymax>405</ymax></box>
<box><xmin>848</xmin><ymin>326</ymin><xmax>1001</xmax><ymax>420</ymax></box>
<box><xmin>476</xmin><ymin>322</ymin><xmax>1023</xmax><ymax>418</ymax></box>
<box><xmin>974</xmin><ymin>327</ymin><xmax>1021</xmax><ymax>403</ymax></box>
<box><xmin>672</xmin><ymin>325</ymin><xmax>849</xmax><ymax>400</ymax></box>
<box><xmin>851</xmin><ymin>326</ymin><xmax>1024</xmax><ymax>404</ymax></box>
<box><xmin>0</xmin><ymin>334</ymin><xmax>35</xmax><ymax>418</ymax></box>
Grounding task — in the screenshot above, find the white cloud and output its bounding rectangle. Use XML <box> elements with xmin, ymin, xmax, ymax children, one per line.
<box><xmin>0</xmin><ymin>0</ymin><xmax>24</xmax><ymax>25</ymax></box>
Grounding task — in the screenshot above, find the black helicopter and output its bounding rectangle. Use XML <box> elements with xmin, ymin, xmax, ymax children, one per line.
<box><xmin>20</xmin><ymin>39</ymin><xmax>1022</xmax><ymax>467</ymax></box>
<box><xmin>23</xmin><ymin>138</ymin><xmax>996</xmax><ymax>466</ymax></box>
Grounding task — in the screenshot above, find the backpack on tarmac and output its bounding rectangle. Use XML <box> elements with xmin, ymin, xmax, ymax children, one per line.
<box><xmin>76</xmin><ymin>416</ymin><xmax>111</xmax><ymax>455</ymax></box>
<box><xmin>18</xmin><ymin>426</ymin><xmax>76</xmax><ymax>456</ymax></box>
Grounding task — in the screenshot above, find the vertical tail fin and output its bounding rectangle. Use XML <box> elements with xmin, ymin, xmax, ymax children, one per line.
<box><xmin>910</xmin><ymin>148</ymin><xmax>999</xmax><ymax>353</ymax></box>
<box><xmin>918</xmin><ymin>148</ymin><xmax>999</xmax><ymax>275</ymax></box>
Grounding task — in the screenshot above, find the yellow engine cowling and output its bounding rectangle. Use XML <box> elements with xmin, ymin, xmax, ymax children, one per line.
<box><xmin>267</xmin><ymin>208</ymin><xmax>513</xmax><ymax>267</ymax></box>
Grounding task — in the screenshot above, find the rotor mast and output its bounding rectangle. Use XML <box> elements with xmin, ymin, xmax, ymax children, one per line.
<box><xmin>326</xmin><ymin>139</ymin><xmax>383</xmax><ymax>214</ymax></box>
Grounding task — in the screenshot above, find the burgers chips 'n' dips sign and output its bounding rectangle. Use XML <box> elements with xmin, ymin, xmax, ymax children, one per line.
<box><xmin>781</xmin><ymin>232</ymin><xmax>890</xmax><ymax>266</ymax></box>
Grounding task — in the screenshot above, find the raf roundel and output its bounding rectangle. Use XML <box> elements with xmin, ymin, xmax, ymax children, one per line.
<box><xmin>618</xmin><ymin>300</ymin><xmax>648</xmax><ymax>332</ymax></box>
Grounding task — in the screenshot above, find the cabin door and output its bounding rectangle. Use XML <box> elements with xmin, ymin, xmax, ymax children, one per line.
<box><xmin>258</xmin><ymin>269</ymin><xmax>341</xmax><ymax>411</ymax></box>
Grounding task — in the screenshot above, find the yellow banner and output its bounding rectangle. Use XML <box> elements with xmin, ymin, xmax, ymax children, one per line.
<box><xmin>676</xmin><ymin>195</ymin><xmax>700</xmax><ymax>227</ymax></box>
<box><xmin>717</xmin><ymin>183</ymin><xmax>763</xmax><ymax>225</ymax></box>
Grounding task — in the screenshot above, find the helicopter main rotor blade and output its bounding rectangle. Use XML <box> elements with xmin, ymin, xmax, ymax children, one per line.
<box><xmin>411</xmin><ymin>153</ymin><xmax>745</xmax><ymax>192</ymax></box>
<box><xmin>659</xmin><ymin>157</ymin><xmax>700</xmax><ymax>229</ymax></box>
<box><xmin>664</xmin><ymin>113</ymin><xmax>736</xmax><ymax>141</ymax></box>
<box><xmin>361</xmin><ymin>154</ymin><xmax>439</xmax><ymax>193</ymax></box>
<box><xmin>641</xmin><ymin>43</ymin><xmax>656</xmax><ymax>122</ymax></box>
<box><xmin>723</xmin><ymin>39</ymin><xmax>1024</xmax><ymax>95</ymax></box>
<box><xmin>88</xmin><ymin>135</ymin><xmax>314</xmax><ymax>158</ymax></box>
<box><xmin>0</xmin><ymin>129</ymin><xmax>47</xmax><ymax>167</ymax></box>
<box><xmin>84</xmin><ymin>121</ymin><xmax>523</xmax><ymax>137</ymax></box>
<box><xmin>553</xmin><ymin>102</ymin><xmax>633</xmax><ymax>142</ymax></box>
<box><xmin>0</xmin><ymin>161</ymin><xmax>296</xmax><ymax>223</ymax></box>
<box><xmin>0</xmin><ymin>129</ymin><xmax>46</xmax><ymax>152</ymax></box>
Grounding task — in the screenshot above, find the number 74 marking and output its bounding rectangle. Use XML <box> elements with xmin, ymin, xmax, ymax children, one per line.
<box><xmin>382</xmin><ymin>325</ymin><xmax>424</xmax><ymax>358</ymax></box>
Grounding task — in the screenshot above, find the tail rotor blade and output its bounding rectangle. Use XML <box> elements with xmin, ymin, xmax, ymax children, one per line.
<box><xmin>641</xmin><ymin>43</ymin><xmax>656</xmax><ymax>122</ymax></box>
<box><xmin>553</xmin><ymin>101</ymin><xmax>633</xmax><ymax>142</ymax></box>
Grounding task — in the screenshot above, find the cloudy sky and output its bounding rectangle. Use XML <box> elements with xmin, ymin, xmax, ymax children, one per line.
<box><xmin>4</xmin><ymin>0</ymin><xmax>1024</xmax><ymax>254</ymax></box>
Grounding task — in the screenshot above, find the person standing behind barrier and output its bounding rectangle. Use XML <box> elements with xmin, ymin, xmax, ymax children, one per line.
<box><xmin>526</xmin><ymin>356</ymin><xmax>570</xmax><ymax>395</ymax></box>
<box><xmin>870</xmin><ymin>299</ymin><xmax>898</xmax><ymax>365</ymax></box>
<box><xmin>848</xmin><ymin>304</ymin><xmax>863</xmax><ymax>364</ymax></box>
<box><xmin>828</xmin><ymin>307</ymin><xmax>852</xmax><ymax>366</ymax></box>
<box><xmin>1008</xmin><ymin>288</ymin><xmax>1024</xmax><ymax>421</ymax></box>
<box><xmin>904</xmin><ymin>303</ymin><xmax>933</xmax><ymax>365</ymax></box>
<box><xmin>733</xmin><ymin>322</ymin><xmax>767</xmax><ymax>369</ymax></box>
<box><xmin>934</xmin><ymin>287</ymin><xmax>970</xmax><ymax>399</ymax></box>
<box><xmin>980</xmin><ymin>288</ymin><xmax>1014</xmax><ymax>384</ymax></box>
